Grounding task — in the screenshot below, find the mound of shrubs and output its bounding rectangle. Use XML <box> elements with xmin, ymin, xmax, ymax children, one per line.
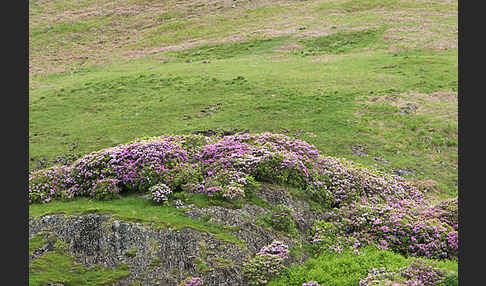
<box><xmin>29</xmin><ymin>133</ymin><xmax>424</xmax><ymax>207</ymax></box>
<box><xmin>28</xmin><ymin>132</ymin><xmax>458</xmax><ymax>261</ymax></box>
<box><xmin>311</xmin><ymin>197</ymin><xmax>458</xmax><ymax>260</ymax></box>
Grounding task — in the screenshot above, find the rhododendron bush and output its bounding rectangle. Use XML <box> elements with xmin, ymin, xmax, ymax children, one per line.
<box><xmin>359</xmin><ymin>259</ymin><xmax>451</xmax><ymax>285</ymax></box>
<box><xmin>28</xmin><ymin>133</ymin><xmax>458</xmax><ymax>260</ymax></box>
<box><xmin>243</xmin><ymin>240</ymin><xmax>290</xmax><ymax>285</ymax></box>
<box><xmin>29</xmin><ymin>133</ymin><xmax>425</xmax><ymax>205</ymax></box>
<box><xmin>311</xmin><ymin>197</ymin><xmax>458</xmax><ymax>260</ymax></box>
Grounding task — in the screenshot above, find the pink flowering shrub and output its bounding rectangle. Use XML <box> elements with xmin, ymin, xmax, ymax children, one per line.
<box><xmin>179</xmin><ymin>277</ymin><xmax>204</xmax><ymax>286</ymax></box>
<box><xmin>29</xmin><ymin>133</ymin><xmax>427</xmax><ymax>206</ymax></box>
<box><xmin>28</xmin><ymin>131</ymin><xmax>458</xmax><ymax>261</ymax></box>
<box><xmin>359</xmin><ymin>259</ymin><xmax>448</xmax><ymax>285</ymax></box>
<box><xmin>420</xmin><ymin>198</ymin><xmax>458</xmax><ymax>232</ymax></box>
<box><xmin>28</xmin><ymin>165</ymin><xmax>77</xmax><ymax>203</ymax></box>
<box><xmin>28</xmin><ymin>133</ymin><xmax>458</xmax><ymax>264</ymax></box>
<box><xmin>243</xmin><ymin>240</ymin><xmax>290</xmax><ymax>285</ymax></box>
<box><xmin>311</xmin><ymin>198</ymin><xmax>458</xmax><ymax>259</ymax></box>
<box><xmin>91</xmin><ymin>177</ymin><xmax>121</xmax><ymax>200</ymax></box>
<box><xmin>71</xmin><ymin>137</ymin><xmax>190</xmax><ymax>196</ymax></box>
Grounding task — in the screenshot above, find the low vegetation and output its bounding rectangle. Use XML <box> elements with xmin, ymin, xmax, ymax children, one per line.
<box><xmin>267</xmin><ymin>246</ymin><xmax>457</xmax><ymax>286</ymax></box>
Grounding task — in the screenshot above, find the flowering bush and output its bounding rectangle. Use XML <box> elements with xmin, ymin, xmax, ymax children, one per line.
<box><xmin>420</xmin><ymin>197</ymin><xmax>458</xmax><ymax>231</ymax></box>
<box><xmin>29</xmin><ymin>133</ymin><xmax>429</xmax><ymax>208</ymax></box>
<box><xmin>311</xmin><ymin>197</ymin><xmax>458</xmax><ymax>259</ymax></box>
<box><xmin>71</xmin><ymin>137</ymin><xmax>190</xmax><ymax>195</ymax></box>
<box><xmin>91</xmin><ymin>177</ymin><xmax>121</xmax><ymax>200</ymax></box>
<box><xmin>243</xmin><ymin>240</ymin><xmax>290</xmax><ymax>285</ymax></box>
<box><xmin>28</xmin><ymin>133</ymin><xmax>458</xmax><ymax>260</ymax></box>
<box><xmin>359</xmin><ymin>259</ymin><xmax>448</xmax><ymax>286</ymax></box>
<box><xmin>28</xmin><ymin>165</ymin><xmax>77</xmax><ymax>204</ymax></box>
<box><xmin>149</xmin><ymin>183</ymin><xmax>172</xmax><ymax>203</ymax></box>
<box><xmin>302</xmin><ymin>281</ymin><xmax>321</xmax><ymax>286</ymax></box>
<box><xmin>179</xmin><ymin>276</ymin><xmax>204</xmax><ymax>286</ymax></box>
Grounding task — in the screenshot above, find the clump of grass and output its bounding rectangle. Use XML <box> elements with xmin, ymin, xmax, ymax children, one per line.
<box><xmin>125</xmin><ymin>246</ymin><xmax>138</xmax><ymax>258</ymax></box>
<box><xmin>172</xmin><ymin>36</ymin><xmax>290</xmax><ymax>61</ymax></box>
<box><xmin>30</xmin><ymin>252</ymin><xmax>131</xmax><ymax>286</ymax></box>
<box><xmin>262</xmin><ymin>204</ymin><xmax>298</xmax><ymax>235</ymax></box>
<box><xmin>299</xmin><ymin>29</ymin><xmax>384</xmax><ymax>55</ymax></box>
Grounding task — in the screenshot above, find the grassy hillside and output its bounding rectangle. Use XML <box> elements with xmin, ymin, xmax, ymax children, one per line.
<box><xmin>29</xmin><ymin>1</ymin><xmax>458</xmax><ymax>285</ymax></box>
<box><xmin>29</xmin><ymin>0</ymin><xmax>458</xmax><ymax>198</ymax></box>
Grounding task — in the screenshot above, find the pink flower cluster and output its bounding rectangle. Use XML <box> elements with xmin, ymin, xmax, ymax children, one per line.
<box><xmin>180</xmin><ymin>277</ymin><xmax>203</xmax><ymax>286</ymax></box>
<box><xmin>257</xmin><ymin>240</ymin><xmax>290</xmax><ymax>259</ymax></box>
<box><xmin>71</xmin><ymin>136</ymin><xmax>190</xmax><ymax>195</ymax></box>
<box><xmin>311</xmin><ymin>197</ymin><xmax>458</xmax><ymax>259</ymax></box>
<box><xmin>28</xmin><ymin>165</ymin><xmax>77</xmax><ymax>203</ymax></box>
<box><xmin>359</xmin><ymin>259</ymin><xmax>447</xmax><ymax>286</ymax></box>
<box><xmin>243</xmin><ymin>240</ymin><xmax>290</xmax><ymax>285</ymax></box>
<box><xmin>29</xmin><ymin>133</ymin><xmax>431</xmax><ymax>207</ymax></box>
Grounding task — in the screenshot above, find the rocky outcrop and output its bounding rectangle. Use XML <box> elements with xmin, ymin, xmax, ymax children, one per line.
<box><xmin>29</xmin><ymin>186</ymin><xmax>328</xmax><ymax>285</ymax></box>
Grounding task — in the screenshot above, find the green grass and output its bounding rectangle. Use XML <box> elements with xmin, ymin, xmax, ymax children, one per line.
<box><xmin>29</xmin><ymin>234</ymin><xmax>48</xmax><ymax>257</ymax></box>
<box><xmin>170</xmin><ymin>36</ymin><xmax>291</xmax><ymax>61</ymax></box>
<box><xmin>29</xmin><ymin>232</ymin><xmax>130</xmax><ymax>286</ymax></box>
<box><xmin>316</xmin><ymin>0</ymin><xmax>454</xmax><ymax>13</ymax></box>
<box><xmin>317</xmin><ymin>0</ymin><xmax>400</xmax><ymax>13</ymax></box>
<box><xmin>29</xmin><ymin>250</ymin><xmax>131</xmax><ymax>286</ymax></box>
<box><xmin>299</xmin><ymin>28</ymin><xmax>385</xmax><ymax>55</ymax></box>
<box><xmin>29</xmin><ymin>196</ymin><xmax>243</xmax><ymax>245</ymax></box>
<box><xmin>268</xmin><ymin>246</ymin><xmax>458</xmax><ymax>286</ymax></box>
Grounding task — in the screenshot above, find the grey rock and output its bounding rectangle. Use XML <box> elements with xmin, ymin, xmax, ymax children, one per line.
<box><xmin>29</xmin><ymin>186</ymin><xmax>326</xmax><ymax>285</ymax></box>
<box><xmin>392</xmin><ymin>167</ymin><xmax>416</xmax><ymax>177</ymax></box>
<box><xmin>351</xmin><ymin>145</ymin><xmax>368</xmax><ymax>157</ymax></box>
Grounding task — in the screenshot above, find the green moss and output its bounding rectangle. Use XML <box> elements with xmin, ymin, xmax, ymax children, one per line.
<box><xmin>125</xmin><ymin>246</ymin><xmax>138</xmax><ymax>258</ymax></box>
<box><xmin>149</xmin><ymin>257</ymin><xmax>162</xmax><ymax>268</ymax></box>
<box><xmin>29</xmin><ymin>251</ymin><xmax>130</xmax><ymax>286</ymax></box>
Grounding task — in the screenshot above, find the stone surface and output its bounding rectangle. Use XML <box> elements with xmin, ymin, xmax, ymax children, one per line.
<box><xmin>29</xmin><ymin>186</ymin><xmax>328</xmax><ymax>285</ymax></box>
